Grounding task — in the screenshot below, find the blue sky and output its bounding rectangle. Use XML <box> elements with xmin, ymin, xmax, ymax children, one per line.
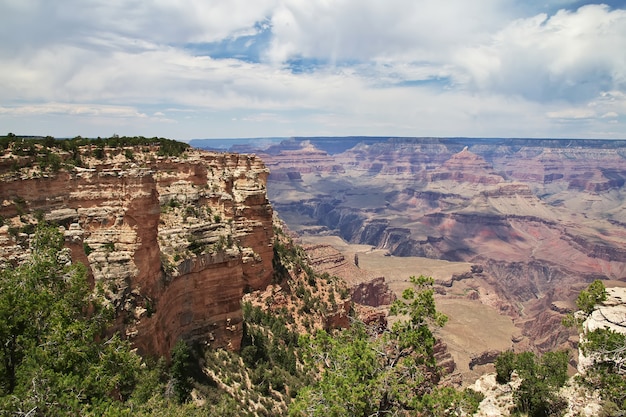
<box><xmin>0</xmin><ymin>0</ymin><xmax>625</xmax><ymax>140</ymax></box>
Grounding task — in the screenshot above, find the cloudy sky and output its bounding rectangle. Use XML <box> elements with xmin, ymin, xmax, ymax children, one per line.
<box><xmin>1</xmin><ymin>0</ymin><xmax>625</xmax><ymax>140</ymax></box>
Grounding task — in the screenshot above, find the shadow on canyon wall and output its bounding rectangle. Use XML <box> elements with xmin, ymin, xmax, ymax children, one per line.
<box><xmin>195</xmin><ymin>137</ymin><xmax>626</xmax><ymax>357</ymax></box>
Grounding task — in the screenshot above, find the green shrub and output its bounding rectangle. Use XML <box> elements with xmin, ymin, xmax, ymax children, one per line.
<box><xmin>494</xmin><ymin>350</ymin><xmax>569</xmax><ymax>417</ymax></box>
<box><xmin>170</xmin><ymin>340</ymin><xmax>194</xmax><ymax>404</ymax></box>
<box><xmin>576</xmin><ymin>280</ymin><xmax>607</xmax><ymax>314</ymax></box>
<box><xmin>93</xmin><ymin>147</ymin><xmax>105</xmax><ymax>159</ymax></box>
<box><xmin>495</xmin><ymin>350</ymin><xmax>516</xmax><ymax>383</ymax></box>
<box><xmin>0</xmin><ymin>224</ymin><xmax>143</xmax><ymax>414</ymax></box>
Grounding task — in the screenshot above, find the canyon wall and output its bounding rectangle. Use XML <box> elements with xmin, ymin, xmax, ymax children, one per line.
<box><xmin>0</xmin><ymin>144</ymin><xmax>274</xmax><ymax>356</ymax></box>
<box><xmin>244</xmin><ymin>137</ymin><xmax>626</xmax><ymax>353</ymax></box>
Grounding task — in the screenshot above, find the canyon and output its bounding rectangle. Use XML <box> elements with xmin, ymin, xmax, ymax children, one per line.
<box><xmin>193</xmin><ymin>136</ymin><xmax>626</xmax><ymax>373</ymax></box>
<box><xmin>3</xmin><ymin>135</ymin><xmax>626</xmax><ymax>378</ymax></box>
<box><xmin>3</xmin><ymin>136</ymin><xmax>625</xmax><ymax>414</ymax></box>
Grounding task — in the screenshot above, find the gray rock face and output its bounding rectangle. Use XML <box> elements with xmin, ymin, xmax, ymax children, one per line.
<box><xmin>578</xmin><ymin>287</ymin><xmax>626</xmax><ymax>374</ymax></box>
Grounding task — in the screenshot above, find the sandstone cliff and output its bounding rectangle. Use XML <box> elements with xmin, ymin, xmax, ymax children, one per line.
<box><xmin>0</xmin><ymin>140</ymin><xmax>274</xmax><ymax>356</ymax></box>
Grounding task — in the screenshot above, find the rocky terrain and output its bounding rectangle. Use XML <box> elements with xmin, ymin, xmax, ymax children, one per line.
<box><xmin>472</xmin><ymin>285</ymin><xmax>626</xmax><ymax>416</ymax></box>
<box><xmin>4</xmin><ymin>135</ymin><xmax>624</xmax><ymax>415</ymax></box>
<box><xmin>196</xmin><ymin>137</ymin><xmax>626</xmax><ymax>364</ymax></box>
<box><xmin>578</xmin><ymin>286</ymin><xmax>626</xmax><ymax>373</ymax></box>
<box><xmin>0</xmin><ymin>139</ymin><xmax>274</xmax><ymax>357</ymax></box>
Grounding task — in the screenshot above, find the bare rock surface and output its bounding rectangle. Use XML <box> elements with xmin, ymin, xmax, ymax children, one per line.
<box><xmin>578</xmin><ymin>287</ymin><xmax>626</xmax><ymax>373</ymax></box>
<box><xmin>472</xmin><ymin>373</ymin><xmax>603</xmax><ymax>417</ymax></box>
<box><xmin>0</xmin><ymin>145</ymin><xmax>274</xmax><ymax>356</ymax></box>
<box><xmin>585</xmin><ymin>287</ymin><xmax>626</xmax><ymax>333</ymax></box>
<box><xmin>469</xmin><ymin>350</ymin><xmax>501</xmax><ymax>370</ymax></box>
<box><xmin>301</xmin><ymin>242</ymin><xmax>396</xmax><ymax>307</ymax></box>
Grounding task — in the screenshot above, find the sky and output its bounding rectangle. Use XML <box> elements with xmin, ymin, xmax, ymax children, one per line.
<box><xmin>1</xmin><ymin>0</ymin><xmax>625</xmax><ymax>140</ymax></box>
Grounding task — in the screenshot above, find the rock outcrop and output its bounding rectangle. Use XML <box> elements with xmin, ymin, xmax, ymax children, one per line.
<box><xmin>302</xmin><ymin>243</ymin><xmax>396</xmax><ymax>307</ymax></box>
<box><xmin>0</xmin><ymin>143</ymin><xmax>274</xmax><ymax>357</ymax></box>
<box><xmin>350</xmin><ymin>277</ymin><xmax>396</xmax><ymax>307</ymax></box>
<box><xmin>429</xmin><ymin>148</ymin><xmax>503</xmax><ymax>186</ymax></box>
<box><xmin>472</xmin><ymin>372</ymin><xmax>604</xmax><ymax>417</ymax></box>
<box><xmin>259</xmin><ymin>140</ymin><xmax>344</xmax><ymax>180</ymax></box>
<box><xmin>578</xmin><ymin>287</ymin><xmax>626</xmax><ymax>374</ymax></box>
<box><xmin>472</xmin><ymin>287</ymin><xmax>626</xmax><ymax>416</ymax></box>
<box><xmin>469</xmin><ymin>350</ymin><xmax>501</xmax><ymax>370</ymax></box>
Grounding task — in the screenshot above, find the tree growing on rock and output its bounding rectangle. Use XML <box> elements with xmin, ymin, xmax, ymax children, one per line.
<box><xmin>494</xmin><ymin>350</ymin><xmax>569</xmax><ymax>417</ymax></box>
<box><xmin>572</xmin><ymin>280</ymin><xmax>626</xmax><ymax>413</ymax></box>
<box><xmin>0</xmin><ymin>224</ymin><xmax>143</xmax><ymax>415</ymax></box>
<box><xmin>289</xmin><ymin>275</ymin><xmax>482</xmax><ymax>417</ymax></box>
<box><xmin>576</xmin><ymin>279</ymin><xmax>608</xmax><ymax>315</ymax></box>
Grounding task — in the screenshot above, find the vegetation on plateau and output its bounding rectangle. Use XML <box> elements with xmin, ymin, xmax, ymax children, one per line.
<box><xmin>571</xmin><ymin>280</ymin><xmax>626</xmax><ymax>415</ymax></box>
<box><xmin>289</xmin><ymin>277</ymin><xmax>482</xmax><ymax>416</ymax></box>
<box><xmin>0</xmin><ymin>224</ymin><xmax>142</xmax><ymax>415</ymax></box>
<box><xmin>0</xmin><ymin>224</ymin><xmax>274</xmax><ymax>416</ymax></box>
<box><xmin>494</xmin><ymin>350</ymin><xmax>569</xmax><ymax>416</ymax></box>
<box><xmin>0</xmin><ymin>134</ymin><xmax>189</xmax><ymax>175</ymax></box>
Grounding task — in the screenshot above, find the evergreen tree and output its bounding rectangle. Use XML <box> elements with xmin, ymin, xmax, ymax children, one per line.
<box><xmin>0</xmin><ymin>224</ymin><xmax>142</xmax><ymax>415</ymax></box>
<box><xmin>289</xmin><ymin>275</ymin><xmax>481</xmax><ymax>417</ymax></box>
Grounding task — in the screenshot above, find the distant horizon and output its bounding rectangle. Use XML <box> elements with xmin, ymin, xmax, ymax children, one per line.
<box><xmin>5</xmin><ymin>134</ymin><xmax>626</xmax><ymax>143</ymax></box>
<box><xmin>187</xmin><ymin>136</ymin><xmax>626</xmax><ymax>153</ymax></box>
<box><xmin>189</xmin><ymin>135</ymin><xmax>626</xmax><ymax>141</ymax></box>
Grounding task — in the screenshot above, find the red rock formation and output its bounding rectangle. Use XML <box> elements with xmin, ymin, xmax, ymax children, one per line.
<box><xmin>498</xmin><ymin>147</ymin><xmax>626</xmax><ymax>191</ymax></box>
<box><xmin>0</xmin><ymin>145</ymin><xmax>274</xmax><ymax>357</ymax></box>
<box><xmin>254</xmin><ymin>137</ymin><xmax>626</xmax><ymax>356</ymax></box>
<box><xmin>259</xmin><ymin>141</ymin><xmax>344</xmax><ymax>180</ymax></box>
<box><xmin>334</xmin><ymin>140</ymin><xmax>452</xmax><ymax>177</ymax></box>
<box><xmin>303</xmin><ymin>243</ymin><xmax>396</xmax><ymax>307</ymax></box>
<box><xmin>429</xmin><ymin>148</ymin><xmax>503</xmax><ymax>185</ymax></box>
<box><xmin>350</xmin><ymin>277</ymin><xmax>396</xmax><ymax>307</ymax></box>
<box><xmin>434</xmin><ymin>338</ymin><xmax>458</xmax><ymax>382</ymax></box>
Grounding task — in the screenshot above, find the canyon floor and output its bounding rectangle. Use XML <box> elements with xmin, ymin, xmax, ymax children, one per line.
<box><xmin>299</xmin><ymin>234</ymin><xmax>519</xmax><ymax>384</ymax></box>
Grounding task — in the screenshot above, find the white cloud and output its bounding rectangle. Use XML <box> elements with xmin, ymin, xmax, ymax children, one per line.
<box><xmin>0</xmin><ymin>0</ymin><xmax>279</xmax><ymax>53</ymax></box>
<box><xmin>0</xmin><ymin>103</ymin><xmax>147</xmax><ymax>118</ymax></box>
<box><xmin>266</xmin><ymin>0</ymin><xmax>511</xmax><ymax>63</ymax></box>
<box><xmin>546</xmin><ymin>108</ymin><xmax>596</xmax><ymax>119</ymax></box>
<box><xmin>457</xmin><ymin>5</ymin><xmax>626</xmax><ymax>103</ymax></box>
<box><xmin>0</xmin><ymin>1</ymin><xmax>624</xmax><ymax>139</ymax></box>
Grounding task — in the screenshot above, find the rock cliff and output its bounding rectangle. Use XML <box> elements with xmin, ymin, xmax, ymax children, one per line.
<box><xmin>228</xmin><ymin>137</ymin><xmax>626</xmax><ymax>355</ymax></box>
<box><xmin>0</xmin><ymin>140</ymin><xmax>274</xmax><ymax>356</ymax></box>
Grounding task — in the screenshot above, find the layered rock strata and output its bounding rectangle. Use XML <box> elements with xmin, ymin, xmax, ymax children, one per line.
<box><xmin>0</xmin><ymin>145</ymin><xmax>274</xmax><ymax>356</ymax></box>
<box><xmin>248</xmin><ymin>137</ymin><xmax>626</xmax><ymax>354</ymax></box>
<box><xmin>302</xmin><ymin>243</ymin><xmax>396</xmax><ymax>307</ymax></box>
